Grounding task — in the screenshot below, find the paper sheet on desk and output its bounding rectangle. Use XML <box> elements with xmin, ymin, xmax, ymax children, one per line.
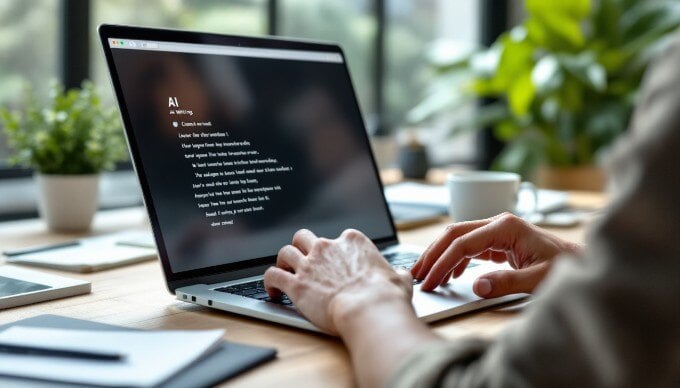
<box><xmin>0</xmin><ymin>326</ymin><xmax>224</xmax><ymax>387</ymax></box>
<box><xmin>384</xmin><ymin>182</ymin><xmax>449</xmax><ymax>209</ymax></box>
<box><xmin>384</xmin><ymin>182</ymin><xmax>569</xmax><ymax>214</ymax></box>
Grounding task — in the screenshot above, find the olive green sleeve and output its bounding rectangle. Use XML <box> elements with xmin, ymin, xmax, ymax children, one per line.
<box><xmin>388</xmin><ymin>30</ymin><xmax>680</xmax><ymax>388</ymax></box>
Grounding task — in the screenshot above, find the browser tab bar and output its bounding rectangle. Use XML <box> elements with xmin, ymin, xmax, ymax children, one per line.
<box><xmin>108</xmin><ymin>38</ymin><xmax>343</xmax><ymax>64</ymax></box>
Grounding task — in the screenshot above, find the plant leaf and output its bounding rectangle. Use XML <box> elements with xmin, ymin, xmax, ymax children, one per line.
<box><xmin>508</xmin><ymin>72</ymin><xmax>535</xmax><ymax>117</ymax></box>
<box><xmin>525</xmin><ymin>0</ymin><xmax>590</xmax><ymax>50</ymax></box>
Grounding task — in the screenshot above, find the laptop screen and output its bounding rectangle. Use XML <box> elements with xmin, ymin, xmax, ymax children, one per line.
<box><xmin>105</xmin><ymin>33</ymin><xmax>395</xmax><ymax>275</ymax></box>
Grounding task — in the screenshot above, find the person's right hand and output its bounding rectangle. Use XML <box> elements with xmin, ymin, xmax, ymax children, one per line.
<box><xmin>411</xmin><ymin>213</ymin><xmax>583</xmax><ymax>297</ymax></box>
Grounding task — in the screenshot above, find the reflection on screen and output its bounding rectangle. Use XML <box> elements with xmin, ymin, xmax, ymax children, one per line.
<box><xmin>110</xmin><ymin>41</ymin><xmax>394</xmax><ymax>273</ymax></box>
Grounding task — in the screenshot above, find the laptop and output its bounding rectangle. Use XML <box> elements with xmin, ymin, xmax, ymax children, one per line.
<box><xmin>98</xmin><ymin>24</ymin><xmax>526</xmax><ymax>332</ymax></box>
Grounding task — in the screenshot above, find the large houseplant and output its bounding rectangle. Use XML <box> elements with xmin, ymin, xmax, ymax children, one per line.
<box><xmin>0</xmin><ymin>81</ymin><xmax>127</xmax><ymax>231</ymax></box>
<box><xmin>410</xmin><ymin>0</ymin><xmax>680</xmax><ymax>189</ymax></box>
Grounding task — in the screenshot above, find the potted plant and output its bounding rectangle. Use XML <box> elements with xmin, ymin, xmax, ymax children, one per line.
<box><xmin>397</xmin><ymin>130</ymin><xmax>430</xmax><ymax>179</ymax></box>
<box><xmin>409</xmin><ymin>0</ymin><xmax>680</xmax><ymax>190</ymax></box>
<box><xmin>0</xmin><ymin>81</ymin><xmax>127</xmax><ymax>231</ymax></box>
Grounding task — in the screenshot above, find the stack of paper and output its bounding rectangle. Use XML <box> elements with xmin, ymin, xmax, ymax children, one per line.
<box><xmin>0</xmin><ymin>326</ymin><xmax>224</xmax><ymax>387</ymax></box>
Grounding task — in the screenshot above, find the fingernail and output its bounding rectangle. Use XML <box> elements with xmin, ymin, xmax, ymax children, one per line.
<box><xmin>475</xmin><ymin>278</ymin><xmax>492</xmax><ymax>297</ymax></box>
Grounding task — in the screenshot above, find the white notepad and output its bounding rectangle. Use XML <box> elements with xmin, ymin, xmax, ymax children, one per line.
<box><xmin>0</xmin><ymin>326</ymin><xmax>224</xmax><ymax>387</ymax></box>
<box><xmin>5</xmin><ymin>231</ymin><xmax>157</xmax><ymax>273</ymax></box>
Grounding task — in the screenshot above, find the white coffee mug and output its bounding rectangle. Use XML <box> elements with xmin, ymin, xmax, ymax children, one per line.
<box><xmin>447</xmin><ymin>171</ymin><xmax>537</xmax><ymax>222</ymax></box>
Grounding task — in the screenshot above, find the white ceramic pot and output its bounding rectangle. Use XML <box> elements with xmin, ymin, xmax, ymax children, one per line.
<box><xmin>35</xmin><ymin>174</ymin><xmax>100</xmax><ymax>232</ymax></box>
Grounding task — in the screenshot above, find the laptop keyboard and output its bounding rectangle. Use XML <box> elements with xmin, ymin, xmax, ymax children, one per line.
<box><xmin>383</xmin><ymin>251</ymin><xmax>421</xmax><ymax>274</ymax></box>
<box><xmin>213</xmin><ymin>251</ymin><xmax>424</xmax><ymax>306</ymax></box>
<box><xmin>214</xmin><ymin>280</ymin><xmax>294</xmax><ymax>305</ymax></box>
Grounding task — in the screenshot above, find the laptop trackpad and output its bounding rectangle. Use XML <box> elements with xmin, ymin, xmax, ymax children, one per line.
<box><xmin>411</xmin><ymin>262</ymin><xmax>525</xmax><ymax>318</ymax></box>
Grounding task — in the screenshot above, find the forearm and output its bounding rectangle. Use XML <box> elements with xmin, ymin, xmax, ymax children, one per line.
<box><xmin>335</xmin><ymin>298</ymin><xmax>440</xmax><ymax>388</ymax></box>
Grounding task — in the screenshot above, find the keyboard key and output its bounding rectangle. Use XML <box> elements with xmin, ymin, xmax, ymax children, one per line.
<box><xmin>384</xmin><ymin>252</ymin><xmax>419</xmax><ymax>264</ymax></box>
<box><xmin>250</xmin><ymin>292</ymin><xmax>269</xmax><ymax>300</ymax></box>
<box><xmin>240</xmin><ymin>289</ymin><xmax>260</xmax><ymax>296</ymax></box>
<box><xmin>262</xmin><ymin>296</ymin><xmax>294</xmax><ymax>306</ymax></box>
<box><xmin>392</xmin><ymin>259</ymin><xmax>414</xmax><ymax>266</ymax></box>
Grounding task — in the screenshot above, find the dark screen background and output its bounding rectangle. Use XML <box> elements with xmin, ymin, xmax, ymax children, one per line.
<box><xmin>110</xmin><ymin>47</ymin><xmax>394</xmax><ymax>273</ymax></box>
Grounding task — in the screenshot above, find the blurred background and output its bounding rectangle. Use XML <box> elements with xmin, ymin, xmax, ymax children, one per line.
<box><xmin>1</xmin><ymin>0</ymin><xmax>678</xmax><ymax>222</ymax></box>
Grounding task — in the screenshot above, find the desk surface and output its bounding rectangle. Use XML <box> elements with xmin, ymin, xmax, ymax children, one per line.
<box><xmin>0</xmin><ymin>191</ymin><xmax>605</xmax><ymax>387</ymax></box>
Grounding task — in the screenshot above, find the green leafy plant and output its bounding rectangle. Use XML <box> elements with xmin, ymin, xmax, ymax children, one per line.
<box><xmin>0</xmin><ymin>81</ymin><xmax>127</xmax><ymax>174</ymax></box>
<box><xmin>410</xmin><ymin>0</ymin><xmax>680</xmax><ymax>176</ymax></box>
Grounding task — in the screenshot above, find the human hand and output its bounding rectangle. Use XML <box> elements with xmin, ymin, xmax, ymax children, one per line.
<box><xmin>412</xmin><ymin>213</ymin><xmax>582</xmax><ymax>297</ymax></box>
<box><xmin>264</xmin><ymin>229</ymin><xmax>413</xmax><ymax>334</ymax></box>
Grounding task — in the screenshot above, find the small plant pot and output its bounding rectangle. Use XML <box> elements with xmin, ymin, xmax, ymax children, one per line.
<box><xmin>398</xmin><ymin>142</ymin><xmax>430</xmax><ymax>180</ymax></box>
<box><xmin>535</xmin><ymin>165</ymin><xmax>605</xmax><ymax>191</ymax></box>
<box><xmin>35</xmin><ymin>174</ymin><xmax>100</xmax><ymax>232</ymax></box>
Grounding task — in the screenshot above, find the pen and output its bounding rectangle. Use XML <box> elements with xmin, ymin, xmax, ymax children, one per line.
<box><xmin>115</xmin><ymin>240</ymin><xmax>156</xmax><ymax>249</ymax></box>
<box><xmin>0</xmin><ymin>343</ymin><xmax>124</xmax><ymax>361</ymax></box>
<box><xmin>2</xmin><ymin>241</ymin><xmax>80</xmax><ymax>257</ymax></box>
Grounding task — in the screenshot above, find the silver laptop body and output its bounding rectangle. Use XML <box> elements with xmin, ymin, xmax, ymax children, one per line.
<box><xmin>177</xmin><ymin>252</ymin><xmax>524</xmax><ymax>332</ymax></box>
<box><xmin>99</xmin><ymin>24</ymin><xmax>525</xmax><ymax>333</ymax></box>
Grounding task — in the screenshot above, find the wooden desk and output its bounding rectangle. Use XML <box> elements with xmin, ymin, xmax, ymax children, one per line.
<box><xmin>0</xmin><ymin>192</ymin><xmax>605</xmax><ymax>387</ymax></box>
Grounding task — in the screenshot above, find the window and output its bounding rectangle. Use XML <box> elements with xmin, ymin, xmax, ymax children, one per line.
<box><xmin>91</xmin><ymin>0</ymin><xmax>267</xmax><ymax>103</ymax></box>
<box><xmin>385</xmin><ymin>0</ymin><xmax>478</xmax><ymax>125</ymax></box>
<box><xmin>386</xmin><ymin>0</ymin><xmax>480</xmax><ymax>163</ymax></box>
<box><xmin>280</xmin><ymin>0</ymin><xmax>376</xmax><ymax>119</ymax></box>
<box><xmin>0</xmin><ymin>1</ymin><xmax>59</xmax><ymax>170</ymax></box>
<box><xmin>0</xmin><ymin>0</ymin><xmax>490</xmax><ymax>220</ymax></box>
<box><xmin>385</xmin><ymin>0</ymin><xmax>437</xmax><ymax>126</ymax></box>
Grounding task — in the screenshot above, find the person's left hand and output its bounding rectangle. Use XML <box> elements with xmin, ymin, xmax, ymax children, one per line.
<box><xmin>264</xmin><ymin>229</ymin><xmax>413</xmax><ymax>334</ymax></box>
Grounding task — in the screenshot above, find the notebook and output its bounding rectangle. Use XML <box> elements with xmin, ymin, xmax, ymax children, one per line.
<box><xmin>0</xmin><ymin>327</ymin><xmax>225</xmax><ymax>387</ymax></box>
<box><xmin>0</xmin><ymin>315</ymin><xmax>277</xmax><ymax>387</ymax></box>
<box><xmin>4</xmin><ymin>231</ymin><xmax>157</xmax><ymax>273</ymax></box>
